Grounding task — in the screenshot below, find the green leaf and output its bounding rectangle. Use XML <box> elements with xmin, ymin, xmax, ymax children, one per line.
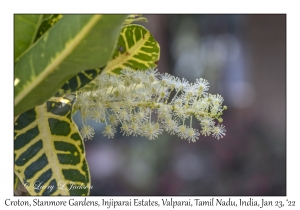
<box><xmin>102</xmin><ymin>24</ymin><xmax>160</xmax><ymax>74</ymax></box>
<box><xmin>14</xmin><ymin>14</ymin><xmax>126</xmax><ymax>116</ymax></box>
<box><xmin>54</xmin><ymin>15</ymin><xmax>148</xmax><ymax>95</ymax></box>
<box><xmin>14</xmin><ymin>14</ymin><xmax>43</xmax><ymax>60</ymax></box>
<box><xmin>55</xmin><ymin>15</ymin><xmax>151</xmax><ymax>97</ymax></box>
<box><xmin>123</xmin><ymin>14</ymin><xmax>148</xmax><ymax>25</ymax></box>
<box><xmin>14</xmin><ymin>97</ymin><xmax>90</xmax><ymax>195</ymax></box>
<box><xmin>34</xmin><ymin>14</ymin><xmax>63</xmax><ymax>42</ymax></box>
<box><xmin>55</xmin><ymin>67</ymin><xmax>103</xmax><ymax>96</ymax></box>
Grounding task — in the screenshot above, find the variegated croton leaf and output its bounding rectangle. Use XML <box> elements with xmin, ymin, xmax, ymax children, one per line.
<box><xmin>102</xmin><ymin>24</ymin><xmax>160</xmax><ymax>74</ymax></box>
<box><xmin>14</xmin><ymin>97</ymin><xmax>90</xmax><ymax>195</ymax></box>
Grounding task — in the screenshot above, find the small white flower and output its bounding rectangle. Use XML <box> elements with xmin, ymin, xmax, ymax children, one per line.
<box><xmin>121</xmin><ymin>69</ymin><xmax>135</xmax><ymax>87</ymax></box>
<box><xmin>196</xmin><ymin>97</ymin><xmax>210</xmax><ymax>111</ymax></box>
<box><xmin>210</xmin><ymin>105</ymin><xmax>220</xmax><ymax>116</ymax></box>
<box><xmin>160</xmin><ymin>73</ymin><xmax>176</xmax><ymax>87</ymax></box>
<box><xmin>212</xmin><ymin>124</ymin><xmax>226</xmax><ymax>140</ymax></box>
<box><xmin>158</xmin><ymin>104</ymin><xmax>171</xmax><ymax>118</ymax></box>
<box><xmin>132</xmin><ymin>70</ymin><xmax>144</xmax><ymax>84</ymax></box>
<box><xmin>108</xmin><ymin>74</ymin><xmax>121</xmax><ymax>87</ymax></box>
<box><xmin>146</xmin><ymin>68</ymin><xmax>159</xmax><ymax>83</ymax></box>
<box><xmin>122</xmin><ymin>94</ymin><xmax>137</xmax><ymax>108</ymax></box>
<box><xmin>201</xmin><ymin>125</ymin><xmax>211</xmax><ymax>136</ymax></box>
<box><xmin>76</xmin><ymin>92</ymin><xmax>90</xmax><ymax>109</ymax></box>
<box><xmin>200</xmin><ymin>116</ymin><xmax>214</xmax><ymax>127</ymax></box>
<box><xmin>135</xmin><ymin>88</ymin><xmax>152</xmax><ymax>101</ymax></box>
<box><xmin>162</xmin><ymin>116</ymin><xmax>178</xmax><ymax>135</ymax></box>
<box><xmin>91</xmin><ymin>109</ymin><xmax>106</xmax><ymax>123</ymax></box>
<box><xmin>134</xmin><ymin>109</ymin><xmax>148</xmax><ymax>122</ymax></box>
<box><xmin>174</xmin><ymin>106</ymin><xmax>189</xmax><ymax>120</ymax></box>
<box><xmin>116</xmin><ymin>108</ymin><xmax>131</xmax><ymax>122</ymax></box>
<box><xmin>102</xmin><ymin>125</ymin><xmax>116</xmax><ymax>139</ymax></box>
<box><xmin>195</xmin><ymin>78</ymin><xmax>209</xmax><ymax>94</ymax></box>
<box><xmin>112</xmin><ymin>87</ymin><xmax>126</xmax><ymax>101</ymax></box>
<box><xmin>175</xmin><ymin>78</ymin><xmax>189</xmax><ymax>91</ymax></box>
<box><xmin>172</xmin><ymin>97</ymin><xmax>183</xmax><ymax>106</ymax></box>
<box><xmin>158</xmin><ymin>87</ymin><xmax>169</xmax><ymax>101</ymax></box>
<box><xmin>80</xmin><ymin>125</ymin><xmax>95</xmax><ymax>140</ymax></box>
<box><xmin>131</xmin><ymin>122</ymin><xmax>140</xmax><ymax>136</ymax></box>
<box><xmin>108</xmin><ymin>115</ymin><xmax>119</xmax><ymax>126</ymax></box>
<box><xmin>177</xmin><ymin>125</ymin><xmax>188</xmax><ymax>139</ymax></box>
<box><xmin>186</xmin><ymin>127</ymin><xmax>200</xmax><ymax>143</ymax></box>
<box><xmin>95</xmin><ymin>73</ymin><xmax>110</xmax><ymax>88</ymax></box>
<box><xmin>212</xmin><ymin>94</ymin><xmax>224</xmax><ymax>106</ymax></box>
<box><xmin>121</xmin><ymin>122</ymin><xmax>132</xmax><ymax>136</ymax></box>
<box><xmin>183</xmin><ymin>84</ymin><xmax>197</xmax><ymax>101</ymax></box>
<box><xmin>143</xmin><ymin>122</ymin><xmax>163</xmax><ymax>140</ymax></box>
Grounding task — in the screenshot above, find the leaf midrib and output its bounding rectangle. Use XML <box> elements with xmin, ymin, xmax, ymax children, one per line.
<box><xmin>102</xmin><ymin>26</ymin><xmax>150</xmax><ymax>73</ymax></box>
<box><xmin>37</xmin><ymin>105</ymin><xmax>67</xmax><ymax>195</ymax></box>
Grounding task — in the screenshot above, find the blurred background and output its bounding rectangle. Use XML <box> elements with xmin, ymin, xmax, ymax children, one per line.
<box><xmin>74</xmin><ymin>14</ymin><xmax>286</xmax><ymax>195</ymax></box>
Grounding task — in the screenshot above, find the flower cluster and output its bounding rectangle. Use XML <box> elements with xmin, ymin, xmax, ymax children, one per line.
<box><xmin>75</xmin><ymin>69</ymin><xmax>226</xmax><ymax>142</ymax></box>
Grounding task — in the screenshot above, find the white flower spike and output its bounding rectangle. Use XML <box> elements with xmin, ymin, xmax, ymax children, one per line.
<box><xmin>75</xmin><ymin>68</ymin><xmax>227</xmax><ymax>142</ymax></box>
